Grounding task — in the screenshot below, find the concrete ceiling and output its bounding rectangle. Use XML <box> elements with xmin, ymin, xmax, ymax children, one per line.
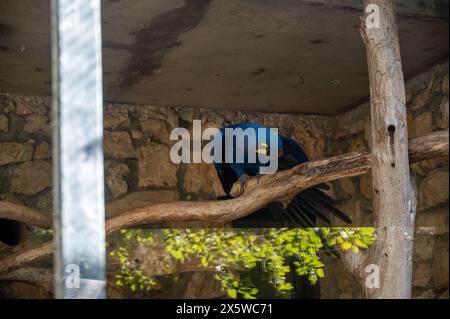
<box><xmin>0</xmin><ymin>0</ymin><xmax>448</xmax><ymax>115</ymax></box>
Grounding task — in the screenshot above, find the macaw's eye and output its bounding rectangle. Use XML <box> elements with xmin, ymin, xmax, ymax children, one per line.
<box><xmin>256</xmin><ymin>143</ymin><xmax>269</xmax><ymax>155</ymax></box>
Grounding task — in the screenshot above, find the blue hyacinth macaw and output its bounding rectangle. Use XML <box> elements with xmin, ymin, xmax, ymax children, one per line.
<box><xmin>212</xmin><ymin>123</ymin><xmax>351</xmax><ymax>227</ymax></box>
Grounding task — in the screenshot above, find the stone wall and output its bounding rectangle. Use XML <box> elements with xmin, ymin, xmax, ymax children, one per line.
<box><xmin>0</xmin><ymin>61</ymin><xmax>448</xmax><ymax>298</ymax></box>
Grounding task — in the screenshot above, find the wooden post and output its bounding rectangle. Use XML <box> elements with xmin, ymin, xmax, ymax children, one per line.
<box><xmin>361</xmin><ymin>0</ymin><xmax>415</xmax><ymax>298</ymax></box>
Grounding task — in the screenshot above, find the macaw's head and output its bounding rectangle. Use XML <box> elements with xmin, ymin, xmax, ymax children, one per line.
<box><xmin>244</xmin><ymin>125</ymin><xmax>282</xmax><ymax>175</ymax></box>
<box><xmin>255</xmin><ymin>128</ymin><xmax>283</xmax><ymax>159</ymax></box>
<box><xmin>212</xmin><ymin>123</ymin><xmax>282</xmax><ymax>175</ymax></box>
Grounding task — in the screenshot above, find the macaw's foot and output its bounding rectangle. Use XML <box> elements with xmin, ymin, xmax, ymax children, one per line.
<box><xmin>256</xmin><ymin>173</ymin><xmax>262</xmax><ymax>184</ymax></box>
<box><xmin>238</xmin><ymin>174</ymin><xmax>250</xmax><ymax>195</ymax></box>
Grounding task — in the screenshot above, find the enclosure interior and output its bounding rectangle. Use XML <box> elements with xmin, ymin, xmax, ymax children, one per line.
<box><xmin>0</xmin><ymin>0</ymin><xmax>448</xmax><ymax>299</ymax></box>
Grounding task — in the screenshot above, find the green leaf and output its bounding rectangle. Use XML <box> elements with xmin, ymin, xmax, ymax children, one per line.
<box><xmin>316</xmin><ymin>268</ymin><xmax>325</xmax><ymax>278</ymax></box>
<box><xmin>227</xmin><ymin>289</ymin><xmax>237</xmax><ymax>299</ymax></box>
<box><xmin>171</xmin><ymin>249</ymin><xmax>183</xmax><ymax>260</ymax></box>
<box><xmin>341</xmin><ymin>241</ymin><xmax>352</xmax><ymax>251</ymax></box>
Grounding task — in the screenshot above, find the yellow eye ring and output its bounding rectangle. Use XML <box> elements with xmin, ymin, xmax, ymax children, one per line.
<box><xmin>256</xmin><ymin>149</ymin><xmax>267</xmax><ymax>154</ymax></box>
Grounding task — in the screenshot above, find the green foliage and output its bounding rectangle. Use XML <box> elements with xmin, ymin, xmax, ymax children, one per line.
<box><xmin>31</xmin><ymin>226</ymin><xmax>375</xmax><ymax>298</ymax></box>
<box><xmin>119</xmin><ymin>229</ymin><xmax>155</xmax><ymax>244</ymax></box>
<box><xmin>109</xmin><ymin>246</ymin><xmax>156</xmax><ymax>292</ymax></box>
<box><xmin>318</xmin><ymin>228</ymin><xmax>376</xmax><ymax>254</ymax></box>
<box><xmin>33</xmin><ymin>228</ymin><xmax>53</xmax><ymax>240</ymax></box>
<box><xmin>109</xmin><ymin>227</ymin><xmax>375</xmax><ymax>299</ymax></box>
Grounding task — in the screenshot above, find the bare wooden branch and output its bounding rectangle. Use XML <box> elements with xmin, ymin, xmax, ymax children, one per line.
<box><xmin>0</xmin><ymin>202</ymin><xmax>52</xmax><ymax>228</ymax></box>
<box><xmin>408</xmin><ymin>129</ymin><xmax>449</xmax><ymax>163</ymax></box>
<box><xmin>0</xmin><ymin>267</ymin><xmax>54</xmax><ymax>293</ymax></box>
<box><xmin>0</xmin><ymin>242</ymin><xmax>54</xmax><ymax>276</ymax></box>
<box><xmin>106</xmin><ymin>151</ymin><xmax>371</xmax><ymax>234</ymax></box>
<box><xmin>0</xmin><ymin>130</ymin><xmax>447</xmax><ymax>276</ymax></box>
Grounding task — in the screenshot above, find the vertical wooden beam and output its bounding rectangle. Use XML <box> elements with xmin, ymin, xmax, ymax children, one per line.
<box><xmin>361</xmin><ymin>0</ymin><xmax>415</xmax><ymax>298</ymax></box>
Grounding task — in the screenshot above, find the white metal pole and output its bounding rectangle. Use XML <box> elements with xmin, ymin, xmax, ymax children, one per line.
<box><xmin>51</xmin><ymin>0</ymin><xmax>106</xmax><ymax>299</ymax></box>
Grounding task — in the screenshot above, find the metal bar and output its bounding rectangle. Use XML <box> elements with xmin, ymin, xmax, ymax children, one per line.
<box><xmin>51</xmin><ymin>0</ymin><xmax>106</xmax><ymax>299</ymax></box>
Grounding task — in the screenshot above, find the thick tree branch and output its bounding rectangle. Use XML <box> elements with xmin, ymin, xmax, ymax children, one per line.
<box><xmin>105</xmin><ymin>151</ymin><xmax>372</xmax><ymax>234</ymax></box>
<box><xmin>0</xmin><ymin>130</ymin><xmax>448</xmax><ymax>276</ymax></box>
<box><xmin>0</xmin><ymin>242</ymin><xmax>54</xmax><ymax>276</ymax></box>
<box><xmin>0</xmin><ymin>202</ymin><xmax>52</xmax><ymax>228</ymax></box>
<box><xmin>408</xmin><ymin>129</ymin><xmax>449</xmax><ymax>163</ymax></box>
<box><xmin>0</xmin><ymin>267</ymin><xmax>54</xmax><ymax>293</ymax></box>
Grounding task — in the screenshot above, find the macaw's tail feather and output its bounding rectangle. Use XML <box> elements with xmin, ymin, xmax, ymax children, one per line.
<box><xmin>301</xmin><ymin>188</ymin><xmax>352</xmax><ymax>224</ymax></box>
<box><xmin>230</xmin><ymin>185</ymin><xmax>352</xmax><ymax>228</ymax></box>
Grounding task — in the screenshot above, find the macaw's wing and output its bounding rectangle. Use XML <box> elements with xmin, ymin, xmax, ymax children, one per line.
<box><xmin>279</xmin><ymin>135</ymin><xmax>308</xmax><ymax>165</ymax></box>
<box><xmin>214</xmin><ymin>161</ymin><xmax>238</xmax><ymax>196</ymax></box>
<box><xmin>212</xmin><ymin>129</ymin><xmax>239</xmax><ymax>195</ymax></box>
<box><xmin>232</xmin><ymin>186</ymin><xmax>352</xmax><ymax>228</ymax></box>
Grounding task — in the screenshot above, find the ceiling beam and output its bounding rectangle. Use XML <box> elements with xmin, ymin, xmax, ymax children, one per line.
<box><xmin>299</xmin><ymin>0</ymin><xmax>449</xmax><ymax>19</ymax></box>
